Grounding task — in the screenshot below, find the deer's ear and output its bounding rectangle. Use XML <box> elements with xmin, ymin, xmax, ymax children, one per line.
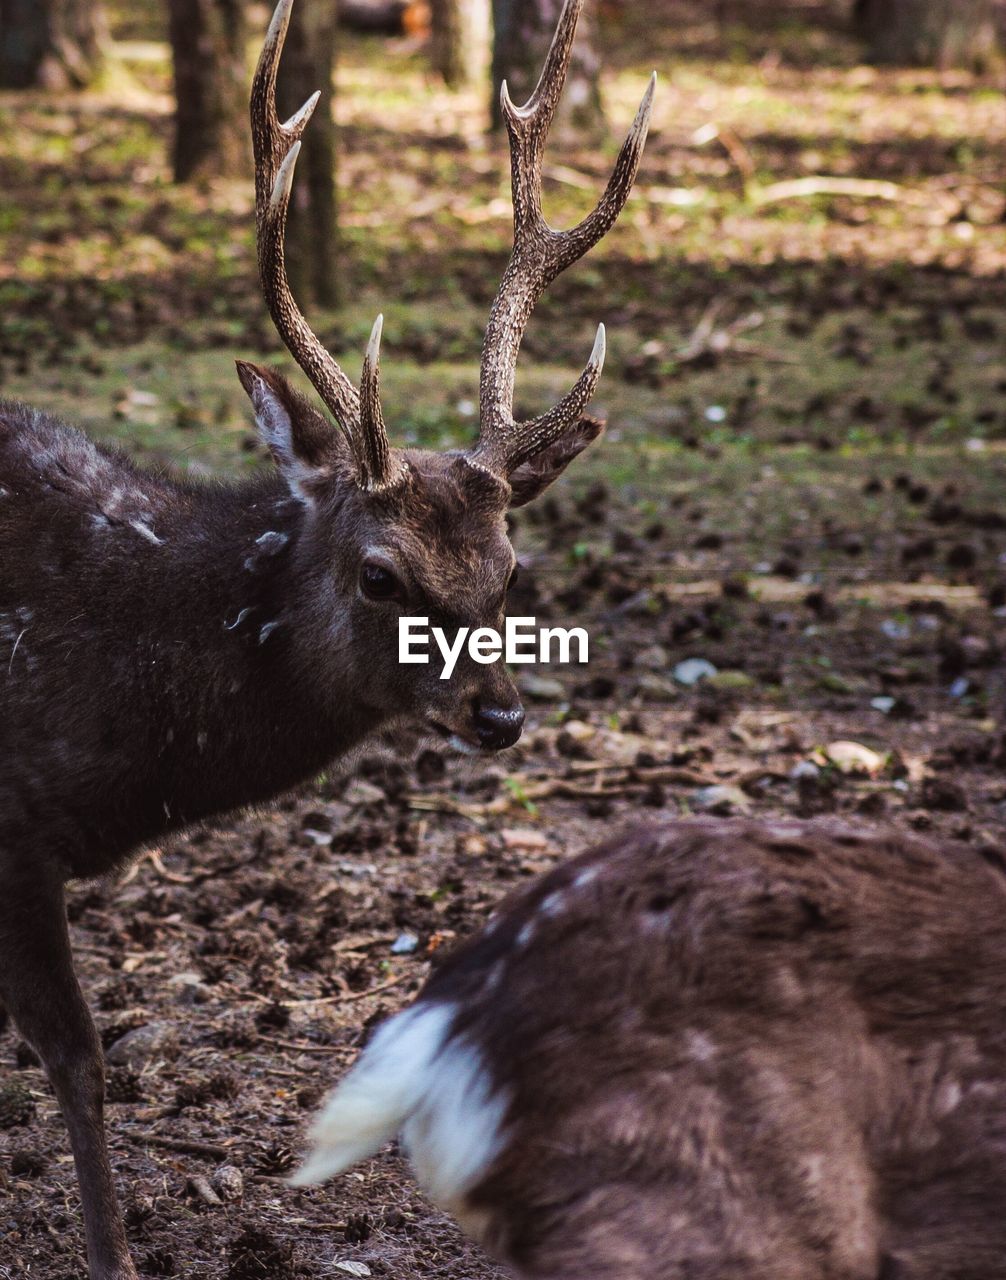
<box><xmin>507</xmin><ymin>416</ymin><xmax>605</xmax><ymax>509</ymax></box>
<box><xmin>236</xmin><ymin>361</ymin><xmax>349</xmax><ymax>501</ymax></box>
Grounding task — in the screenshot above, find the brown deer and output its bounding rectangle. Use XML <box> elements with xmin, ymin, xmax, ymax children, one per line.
<box><xmin>0</xmin><ymin>2</ymin><xmax>654</xmax><ymax>1275</ymax></box>
<box><xmin>297</xmin><ymin>818</ymin><xmax>1006</xmax><ymax>1280</ymax></box>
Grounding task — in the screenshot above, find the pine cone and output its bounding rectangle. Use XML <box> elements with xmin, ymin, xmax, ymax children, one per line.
<box><xmin>0</xmin><ymin>1080</ymin><xmax>36</xmax><ymax>1128</ymax></box>
<box><xmin>253</xmin><ymin>1141</ymin><xmax>296</xmax><ymax>1176</ymax></box>
<box><xmin>107</xmin><ymin>1068</ymin><xmax>145</xmax><ymax>1104</ymax></box>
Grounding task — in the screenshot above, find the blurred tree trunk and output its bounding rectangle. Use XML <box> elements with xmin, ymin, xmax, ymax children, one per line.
<box><xmin>168</xmin><ymin>0</ymin><xmax>248</xmax><ymax>182</ymax></box>
<box><xmin>275</xmin><ymin>0</ymin><xmax>340</xmax><ymax>307</ymax></box>
<box><xmin>0</xmin><ymin>0</ymin><xmax>108</xmax><ymax>89</ymax></box>
<box><xmin>856</xmin><ymin>0</ymin><xmax>1000</xmax><ymax>68</ymax></box>
<box><xmin>341</xmin><ymin>0</ymin><xmax>409</xmax><ymax>32</ymax></box>
<box><xmin>431</xmin><ymin>0</ymin><xmax>490</xmax><ymax>89</ymax></box>
<box><xmin>491</xmin><ymin>0</ymin><xmax>604</xmax><ymax>134</ymax></box>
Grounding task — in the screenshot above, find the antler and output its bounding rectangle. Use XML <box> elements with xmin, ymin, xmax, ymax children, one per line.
<box><xmin>473</xmin><ymin>0</ymin><xmax>655</xmax><ymax>477</ymax></box>
<box><xmin>251</xmin><ymin>0</ymin><xmax>397</xmax><ymax>490</ymax></box>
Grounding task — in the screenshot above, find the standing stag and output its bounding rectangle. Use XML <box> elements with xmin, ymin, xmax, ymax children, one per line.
<box><xmin>0</xmin><ymin>1</ymin><xmax>654</xmax><ymax>1274</ymax></box>
<box><xmin>298</xmin><ymin>818</ymin><xmax>1006</xmax><ymax>1280</ymax></box>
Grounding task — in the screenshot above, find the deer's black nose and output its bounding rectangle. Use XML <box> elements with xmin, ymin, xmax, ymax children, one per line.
<box><xmin>473</xmin><ymin>700</ymin><xmax>525</xmax><ymax>751</ymax></box>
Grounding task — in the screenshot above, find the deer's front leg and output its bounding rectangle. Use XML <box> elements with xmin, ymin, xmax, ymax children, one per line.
<box><xmin>0</xmin><ymin>861</ymin><xmax>138</xmax><ymax>1280</ymax></box>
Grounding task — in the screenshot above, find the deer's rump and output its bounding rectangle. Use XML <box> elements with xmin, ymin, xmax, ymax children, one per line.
<box><xmin>319</xmin><ymin>819</ymin><xmax>1006</xmax><ymax>1279</ymax></box>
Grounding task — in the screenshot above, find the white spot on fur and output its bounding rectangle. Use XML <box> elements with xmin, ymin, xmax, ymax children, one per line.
<box><xmin>256</xmin><ymin>530</ymin><xmax>289</xmax><ymax>553</ymax></box>
<box><xmin>294</xmin><ymin>1002</ymin><xmax>508</xmax><ymax>1214</ymax></box>
<box><xmin>129</xmin><ymin>519</ymin><xmax>163</xmax><ymax>545</ymax></box>
<box><xmin>573</xmin><ymin>865</ymin><xmax>599</xmax><ymax>890</ymax></box>
<box><xmin>482</xmin><ymin>960</ymin><xmax>505</xmax><ymax>994</ymax></box>
<box><xmin>224</xmin><ymin>608</ymin><xmax>253</xmax><ymax>632</ymax></box>
<box><xmin>7</xmin><ymin>627</ymin><xmax>27</xmax><ymax>674</ymax></box>
<box><xmin>540</xmin><ymin>890</ymin><xmax>565</xmax><ymax>918</ymax></box>
<box><xmin>934</xmin><ymin>1078</ymin><xmax>963</xmax><ymax>1117</ymax></box>
<box><xmin>516</xmin><ymin>921</ymin><xmax>535</xmax><ymax>947</ymax></box>
<box><xmin>259</xmin><ymin>620</ymin><xmax>281</xmax><ymax>644</ymax></box>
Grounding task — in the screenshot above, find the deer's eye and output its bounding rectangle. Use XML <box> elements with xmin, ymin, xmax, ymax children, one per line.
<box><xmin>360</xmin><ymin>563</ymin><xmax>403</xmax><ymax>602</ymax></box>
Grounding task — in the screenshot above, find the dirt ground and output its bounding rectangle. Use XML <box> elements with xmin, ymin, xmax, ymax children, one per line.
<box><xmin>2</xmin><ymin>0</ymin><xmax>1006</xmax><ymax>1275</ymax></box>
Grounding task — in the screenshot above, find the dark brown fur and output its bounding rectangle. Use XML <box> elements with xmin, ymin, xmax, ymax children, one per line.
<box><xmin>418</xmin><ymin>819</ymin><xmax>1006</xmax><ymax>1279</ymax></box>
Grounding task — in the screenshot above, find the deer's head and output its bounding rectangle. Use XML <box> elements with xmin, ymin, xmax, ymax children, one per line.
<box><xmin>238</xmin><ymin>0</ymin><xmax>654</xmax><ymax>754</ymax></box>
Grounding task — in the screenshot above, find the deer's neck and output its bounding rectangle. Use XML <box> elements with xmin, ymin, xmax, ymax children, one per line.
<box><xmin>131</xmin><ymin>478</ymin><xmax>371</xmax><ymax>819</ymax></box>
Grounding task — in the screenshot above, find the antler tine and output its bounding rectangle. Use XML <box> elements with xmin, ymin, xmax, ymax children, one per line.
<box><xmin>253</xmin><ymin>0</ymin><xmax>396</xmax><ymax>487</ymax></box>
<box><xmin>475</xmin><ymin>0</ymin><xmax>656</xmax><ymax>477</ymax></box>
<box><xmin>359</xmin><ymin>315</ymin><xmax>392</xmax><ymax>487</ymax></box>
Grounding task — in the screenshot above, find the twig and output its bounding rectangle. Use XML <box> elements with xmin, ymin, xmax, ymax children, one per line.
<box><xmin>129</xmin><ymin>1132</ymin><xmax>232</xmax><ymax>1160</ymax></box>
<box><xmin>752</xmin><ymin>176</ymin><xmax>958</xmax><ymax>217</ymax></box>
<box><xmin>263</xmin><ymin>1039</ymin><xmax>358</xmax><ymax>1056</ymax></box>
<box><xmin>407</xmin><ymin>762</ymin><xmax>717</xmax><ymax>816</ymax></box>
<box><xmin>224</xmin><ymin>972</ymin><xmax>414</xmax><ymax>1010</ymax></box>
<box><xmin>674</xmin><ymin>302</ymin><xmax>766</xmax><ymax>365</ymax></box>
<box><xmin>280</xmin><ymin>973</ymin><xmax>414</xmax><ymax>1007</ymax></box>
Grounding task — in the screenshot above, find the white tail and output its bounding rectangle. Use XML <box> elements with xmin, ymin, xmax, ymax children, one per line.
<box><xmin>293</xmin><ymin>1000</ymin><xmax>509</xmax><ymax>1221</ymax></box>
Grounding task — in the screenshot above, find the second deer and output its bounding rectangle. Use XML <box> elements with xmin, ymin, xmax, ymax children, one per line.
<box><xmin>298</xmin><ymin>818</ymin><xmax>1006</xmax><ymax>1280</ymax></box>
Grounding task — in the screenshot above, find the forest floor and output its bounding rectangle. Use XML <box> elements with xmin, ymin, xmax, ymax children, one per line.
<box><xmin>1</xmin><ymin>1</ymin><xmax>1005</xmax><ymax>1276</ymax></box>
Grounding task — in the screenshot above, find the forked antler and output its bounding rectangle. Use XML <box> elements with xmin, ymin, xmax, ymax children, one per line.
<box><xmin>251</xmin><ymin>0</ymin><xmax>397</xmax><ymax>489</ymax></box>
<box><xmin>251</xmin><ymin>0</ymin><xmax>653</xmax><ymax>490</ymax></box>
<box><xmin>474</xmin><ymin>0</ymin><xmax>655</xmax><ymax>477</ymax></box>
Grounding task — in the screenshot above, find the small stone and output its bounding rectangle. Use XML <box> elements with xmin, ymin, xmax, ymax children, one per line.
<box><xmin>559</xmin><ymin>719</ymin><xmax>594</xmax><ymax>743</ymax></box>
<box><xmin>635</xmin><ymin>672</ymin><xmax>678</xmax><ymax>702</ymax></box>
<box><xmin>870</xmin><ymin>696</ymin><xmax>896</xmax><ymax>715</ymax></box>
<box><xmin>334</xmin><ymin>1263</ymin><xmax>372</xmax><ymax>1278</ymax></box>
<box><xmin>789</xmin><ymin>760</ymin><xmax>820</xmax><ymax>781</ymax></box>
<box><xmin>692</xmin><ymin>784</ymin><xmax>751</xmax><ymax>816</ymax></box>
<box><xmin>342</xmin><ymin>779</ymin><xmax>385</xmax><ymax>808</ymax></box>
<box><xmin>520</xmin><ymin>673</ymin><xmax>566</xmax><ymax>701</ymax></box>
<box><xmin>673</xmin><ymin>658</ymin><xmax>718</xmax><ymax>687</ymax></box>
<box><xmin>390</xmin><ymin>932</ymin><xmax>419</xmax><ymax>955</ymax></box>
<box><xmin>636</xmin><ymin>644</ymin><xmax>669</xmax><ymax>671</ymax></box>
<box><xmin>708</xmin><ymin>670</ymin><xmax>755</xmax><ymax>691</ymax></box>
<box><xmin>501</xmin><ymin>828</ymin><xmax>549</xmax><ymax>851</ymax></box>
<box><xmin>105</xmin><ymin>1021</ymin><xmax>177</xmax><ymax>1068</ymax></box>
<box><xmin>820</xmin><ymin>741</ymin><xmax>885</xmax><ymax>777</ymax></box>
